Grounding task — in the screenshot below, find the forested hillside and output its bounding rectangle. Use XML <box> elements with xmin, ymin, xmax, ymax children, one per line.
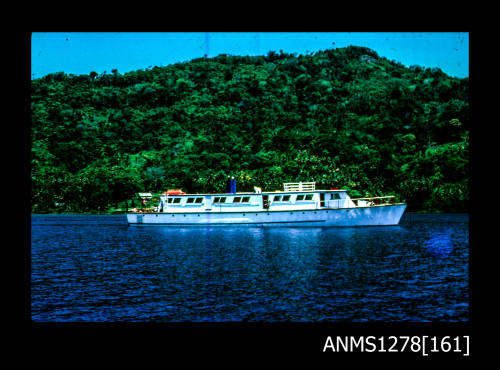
<box><xmin>31</xmin><ymin>46</ymin><xmax>469</xmax><ymax>213</ymax></box>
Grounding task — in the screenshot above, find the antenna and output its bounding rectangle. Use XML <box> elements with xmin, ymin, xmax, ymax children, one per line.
<box><xmin>205</xmin><ymin>32</ymin><xmax>210</xmax><ymax>58</ymax></box>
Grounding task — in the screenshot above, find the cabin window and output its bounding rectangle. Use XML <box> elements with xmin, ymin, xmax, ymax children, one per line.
<box><xmin>282</xmin><ymin>195</ymin><xmax>290</xmax><ymax>202</ymax></box>
<box><xmin>273</xmin><ymin>195</ymin><xmax>282</xmax><ymax>202</ymax></box>
<box><xmin>296</xmin><ymin>195</ymin><xmax>305</xmax><ymax>201</ymax></box>
<box><xmin>305</xmin><ymin>194</ymin><xmax>313</xmax><ymax>201</ymax></box>
<box><xmin>187</xmin><ymin>198</ymin><xmax>195</xmax><ymax>203</ymax></box>
<box><xmin>173</xmin><ymin>198</ymin><xmax>181</xmax><ymax>204</ymax></box>
<box><xmin>214</xmin><ymin>197</ymin><xmax>226</xmax><ymax>203</ymax></box>
<box><xmin>233</xmin><ymin>197</ymin><xmax>241</xmax><ymax>203</ymax></box>
<box><xmin>242</xmin><ymin>196</ymin><xmax>250</xmax><ymax>203</ymax></box>
<box><xmin>195</xmin><ymin>197</ymin><xmax>203</xmax><ymax>203</ymax></box>
<box><xmin>167</xmin><ymin>198</ymin><xmax>173</xmax><ymax>203</ymax></box>
<box><xmin>331</xmin><ymin>193</ymin><xmax>341</xmax><ymax>200</ymax></box>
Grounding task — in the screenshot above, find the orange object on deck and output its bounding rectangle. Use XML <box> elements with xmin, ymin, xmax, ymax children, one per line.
<box><xmin>163</xmin><ymin>189</ymin><xmax>186</xmax><ymax>195</ymax></box>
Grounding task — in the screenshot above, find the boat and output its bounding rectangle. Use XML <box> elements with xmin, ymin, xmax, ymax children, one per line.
<box><xmin>126</xmin><ymin>181</ymin><xmax>406</xmax><ymax>226</ymax></box>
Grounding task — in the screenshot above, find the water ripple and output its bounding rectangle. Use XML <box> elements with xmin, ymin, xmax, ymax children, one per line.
<box><xmin>31</xmin><ymin>214</ymin><xmax>469</xmax><ymax>322</ymax></box>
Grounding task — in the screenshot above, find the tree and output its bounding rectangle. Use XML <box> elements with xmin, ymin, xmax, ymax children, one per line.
<box><xmin>30</xmin><ymin>46</ymin><xmax>469</xmax><ymax>213</ymax></box>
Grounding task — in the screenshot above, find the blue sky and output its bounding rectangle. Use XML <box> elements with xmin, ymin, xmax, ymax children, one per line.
<box><xmin>31</xmin><ymin>32</ymin><xmax>469</xmax><ymax>79</ymax></box>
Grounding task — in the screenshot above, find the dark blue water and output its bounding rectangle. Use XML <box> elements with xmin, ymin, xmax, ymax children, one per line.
<box><xmin>31</xmin><ymin>213</ymin><xmax>469</xmax><ymax>322</ymax></box>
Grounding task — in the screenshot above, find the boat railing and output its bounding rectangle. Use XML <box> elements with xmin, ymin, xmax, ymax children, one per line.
<box><xmin>350</xmin><ymin>196</ymin><xmax>397</xmax><ymax>207</ymax></box>
<box><xmin>284</xmin><ymin>182</ymin><xmax>316</xmax><ymax>192</ymax></box>
<box><xmin>128</xmin><ymin>208</ymin><xmax>157</xmax><ymax>213</ymax></box>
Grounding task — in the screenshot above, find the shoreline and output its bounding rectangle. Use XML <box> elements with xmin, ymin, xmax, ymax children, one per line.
<box><xmin>31</xmin><ymin>211</ymin><xmax>469</xmax><ymax>216</ymax></box>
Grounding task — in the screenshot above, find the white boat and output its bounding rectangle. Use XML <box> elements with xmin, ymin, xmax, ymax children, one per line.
<box><xmin>126</xmin><ymin>182</ymin><xmax>406</xmax><ymax>226</ymax></box>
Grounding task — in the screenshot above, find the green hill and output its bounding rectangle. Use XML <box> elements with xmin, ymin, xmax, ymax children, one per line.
<box><xmin>30</xmin><ymin>46</ymin><xmax>469</xmax><ymax>213</ymax></box>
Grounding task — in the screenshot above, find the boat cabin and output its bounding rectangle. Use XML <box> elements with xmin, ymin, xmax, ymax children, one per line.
<box><xmin>156</xmin><ymin>182</ymin><xmax>356</xmax><ymax>213</ymax></box>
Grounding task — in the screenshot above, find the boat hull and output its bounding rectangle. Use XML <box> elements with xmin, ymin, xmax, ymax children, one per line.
<box><xmin>127</xmin><ymin>204</ymin><xmax>406</xmax><ymax>226</ymax></box>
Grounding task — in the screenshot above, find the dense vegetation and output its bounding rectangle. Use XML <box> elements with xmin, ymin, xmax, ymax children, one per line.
<box><xmin>31</xmin><ymin>46</ymin><xmax>469</xmax><ymax>213</ymax></box>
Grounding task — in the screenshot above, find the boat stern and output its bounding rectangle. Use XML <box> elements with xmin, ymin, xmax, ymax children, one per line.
<box><xmin>127</xmin><ymin>213</ymin><xmax>143</xmax><ymax>224</ymax></box>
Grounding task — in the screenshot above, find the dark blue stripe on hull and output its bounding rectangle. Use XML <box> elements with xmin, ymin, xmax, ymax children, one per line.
<box><xmin>129</xmin><ymin>220</ymin><xmax>326</xmax><ymax>225</ymax></box>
